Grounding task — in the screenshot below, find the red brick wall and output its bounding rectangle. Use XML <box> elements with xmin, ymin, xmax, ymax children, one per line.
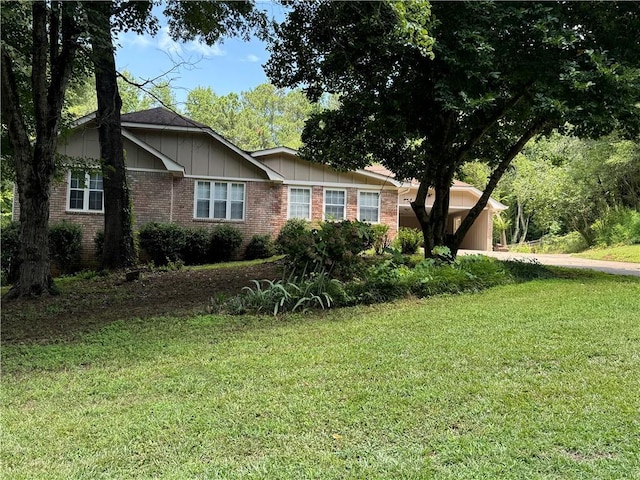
<box><xmin>16</xmin><ymin>172</ymin><xmax>399</xmax><ymax>268</ymax></box>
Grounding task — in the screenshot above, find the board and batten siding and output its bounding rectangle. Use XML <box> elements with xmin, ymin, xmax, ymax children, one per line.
<box><xmin>258</xmin><ymin>153</ymin><xmax>395</xmax><ymax>187</ymax></box>
<box><xmin>130</xmin><ymin>129</ymin><xmax>268</xmax><ymax>180</ymax></box>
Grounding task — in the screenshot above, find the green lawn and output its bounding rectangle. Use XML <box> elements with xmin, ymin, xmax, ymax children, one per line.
<box><xmin>2</xmin><ymin>275</ymin><xmax>640</xmax><ymax>479</ymax></box>
<box><xmin>573</xmin><ymin>244</ymin><xmax>640</xmax><ymax>263</ymax></box>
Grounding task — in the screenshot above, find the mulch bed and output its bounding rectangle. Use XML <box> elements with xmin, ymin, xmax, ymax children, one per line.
<box><xmin>1</xmin><ymin>261</ymin><xmax>282</xmax><ymax>345</ymax></box>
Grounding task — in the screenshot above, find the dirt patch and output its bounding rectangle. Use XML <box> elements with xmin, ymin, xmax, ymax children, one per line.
<box><xmin>1</xmin><ymin>260</ymin><xmax>282</xmax><ymax>345</ymax></box>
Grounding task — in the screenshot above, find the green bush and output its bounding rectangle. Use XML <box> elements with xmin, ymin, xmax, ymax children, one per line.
<box><xmin>49</xmin><ymin>221</ymin><xmax>83</xmax><ymax>274</ymax></box>
<box><xmin>221</xmin><ymin>271</ymin><xmax>347</xmax><ymax>315</ymax></box>
<box><xmin>591</xmin><ymin>207</ymin><xmax>640</xmax><ymax>246</ymax></box>
<box><xmin>276</xmin><ymin>218</ymin><xmax>319</xmax><ymax>270</ymax></box>
<box><xmin>138</xmin><ymin>222</ymin><xmax>186</xmax><ymax>266</ymax></box>
<box><xmin>1</xmin><ymin>221</ymin><xmax>21</xmax><ymax>284</ymax></box>
<box><xmin>276</xmin><ymin>219</ymin><xmax>373</xmax><ymax>278</ymax></box>
<box><xmin>181</xmin><ymin>227</ymin><xmax>210</xmax><ymax>265</ymax></box>
<box><xmin>315</xmin><ymin>220</ymin><xmax>373</xmax><ymax>275</ymax></box>
<box><xmin>536</xmin><ymin>232</ymin><xmax>589</xmax><ymax>254</ymax></box>
<box><xmin>245</xmin><ymin>234</ymin><xmax>276</xmax><ymax>260</ymax></box>
<box><xmin>394</xmin><ymin>227</ymin><xmax>423</xmax><ymax>254</ymax></box>
<box><xmin>94</xmin><ymin>230</ymin><xmax>105</xmax><ymax>260</ymax></box>
<box><xmin>371</xmin><ymin>224</ymin><xmax>391</xmax><ymax>255</ymax></box>
<box><xmin>209</xmin><ymin>224</ymin><xmax>243</xmax><ymax>262</ymax></box>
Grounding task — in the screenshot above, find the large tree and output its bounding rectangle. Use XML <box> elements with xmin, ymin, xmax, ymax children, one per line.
<box><xmin>266</xmin><ymin>1</ymin><xmax>640</xmax><ymax>257</ymax></box>
<box><xmin>185</xmin><ymin>83</ymin><xmax>319</xmax><ymax>150</ymax></box>
<box><xmin>1</xmin><ymin>1</ymin><xmax>83</xmax><ymax>297</ymax></box>
<box><xmin>83</xmin><ymin>0</ymin><xmax>266</xmax><ymax>269</ymax></box>
<box><xmin>84</xmin><ymin>1</ymin><xmax>155</xmax><ymax>270</ymax></box>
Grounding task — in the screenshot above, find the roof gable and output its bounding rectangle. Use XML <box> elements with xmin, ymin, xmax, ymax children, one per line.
<box><xmin>121</xmin><ymin>107</ymin><xmax>209</xmax><ymax>129</ymax></box>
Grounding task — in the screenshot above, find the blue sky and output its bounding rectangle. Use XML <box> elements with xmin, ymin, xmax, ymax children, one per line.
<box><xmin>114</xmin><ymin>2</ymin><xmax>288</xmax><ymax>106</ymax></box>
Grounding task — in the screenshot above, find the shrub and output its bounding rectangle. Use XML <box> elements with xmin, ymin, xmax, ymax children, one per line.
<box><xmin>371</xmin><ymin>223</ymin><xmax>391</xmax><ymax>255</ymax></box>
<box><xmin>536</xmin><ymin>232</ymin><xmax>589</xmax><ymax>254</ymax></box>
<box><xmin>181</xmin><ymin>227</ymin><xmax>210</xmax><ymax>265</ymax></box>
<box><xmin>245</xmin><ymin>234</ymin><xmax>276</xmax><ymax>260</ymax></box>
<box><xmin>49</xmin><ymin>221</ymin><xmax>83</xmax><ymax>274</ymax></box>
<box><xmin>94</xmin><ymin>230</ymin><xmax>105</xmax><ymax>260</ymax></box>
<box><xmin>210</xmin><ymin>224</ymin><xmax>243</xmax><ymax>262</ymax></box>
<box><xmin>138</xmin><ymin>222</ymin><xmax>186</xmax><ymax>266</ymax></box>
<box><xmin>1</xmin><ymin>221</ymin><xmax>21</xmax><ymax>284</ymax></box>
<box><xmin>315</xmin><ymin>220</ymin><xmax>373</xmax><ymax>275</ymax></box>
<box><xmin>221</xmin><ymin>271</ymin><xmax>347</xmax><ymax>315</ymax></box>
<box><xmin>276</xmin><ymin>219</ymin><xmax>373</xmax><ymax>278</ymax></box>
<box><xmin>394</xmin><ymin>227</ymin><xmax>423</xmax><ymax>254</ymax></box>
<box><xmin>276</xmin><ymin>218</ymin><xmax>318</xmax><ymax>269</ymax></box>
<box><xmin>591</xmin><ymin>207</ymin><xmax>640</xmax><ymax>246</ymax></box>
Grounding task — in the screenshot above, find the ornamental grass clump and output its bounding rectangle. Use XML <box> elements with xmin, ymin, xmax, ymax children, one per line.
<box><xmin>220</xmin><ymin>271</ymin><xmax>348</xmax><ymax>315</ymax></box>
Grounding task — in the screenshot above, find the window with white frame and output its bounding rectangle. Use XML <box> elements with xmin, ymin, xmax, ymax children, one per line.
<box><xmin>68</xmin><ymin>171</ymin><xmax>103</xmax><ymax>212</ymax></box>
<box><xmin>195</xmin><ymin>181</ymin><xmax>245</xmax><ymax>220</ymax></box>
<box><xmin>358</xmin><ymin>191</ymin><xmax>380</xmax><ymax>223</ymax></box>
<box><xmin>324</xmin><ymin>189</ymin><xmax>346</xmax><ymax>220</ymax></box>
<box><xmin>288</xmin><ymin>187</ymin><xmax>311</xmax><ymax>219</ymax></box>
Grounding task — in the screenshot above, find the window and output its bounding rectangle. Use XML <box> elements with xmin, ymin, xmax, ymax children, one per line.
<box><xmin>68</xmin><ymin>171</ymin><xmax>103</xmax><ymax>212</ymax></box>
<box><xmin>289</xmin><ymin>187</ymin><xmax>311</xmax><ymax>219</ymax></box>
<box><xmin>324</xmin><ymin>189</ymin><xmax>346</xmax><ymax>220</ymax></box>
<box><xmin>195</xmin><ymin>181</ymin><xmax>245</xmax><ymax>220</ymax></box>
<box><xmin>359</xmin><ymin>191</ymin><xmax>380</xmax><ymax>223</ymax></box>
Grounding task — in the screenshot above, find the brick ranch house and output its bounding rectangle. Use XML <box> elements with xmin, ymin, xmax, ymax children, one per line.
<box><xmin>14</xmin><ymin>107</ymin><xmax>505</xmax><ymax>266</ymax></box>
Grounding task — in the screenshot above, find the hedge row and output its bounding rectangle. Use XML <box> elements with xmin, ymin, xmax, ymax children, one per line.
<box><xmin>2</xmin><ymin>221</ymin><xmax>278</xmax><ymax>282</ymax></box>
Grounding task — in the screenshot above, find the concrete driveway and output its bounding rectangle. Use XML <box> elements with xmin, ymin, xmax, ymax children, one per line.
<box><xmin>459</xmin><ymin>250</ymin><xmax>640</xmax><ymax>277</ymax></box>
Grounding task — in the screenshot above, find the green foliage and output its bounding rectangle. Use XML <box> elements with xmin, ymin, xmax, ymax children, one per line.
<box><xmin>276</xmin><ymin>218</ymin><xmax>317</xmax><ymax>266</ymax></box>
<box><xmin>209</xmin><ymin>224</ymin><xmax>243</xmax><ymax>263</ymax></box>
<box><xmin>185</xmin><ymin>83</ymin><xmax>330</xmax><ymax>150</ymax></box>
<box><xmin>181</xmin><ymin>228</ymin><xmax>211</xmax><ymax>266</ymax></box>
<box><xmin>222</xmin><ymin>272</ymin><xmax>346</xmax><ymax>315</ymax></box>
<box><xmin>371</xmin><ymin>223</ymin><xmax>391</xmax><ymax>255</ymax></box>
<box><xmin>244</xmin><ymin>234</ymin><xmax>276</xmax><ymax>260</ymax></box>
<box><xmin>49</xmin><ymin>221</ymin><xmax>83</xmax><ymax>274</ymax></box>
<box><xmin>267</xmin><ymin>1</ymin><xmax>640</xmax><ymax>255</ymax></box>
<box><xmin>138</xmin><ymin>222</ymin><xmax>186</xmax><ymax>266</ymax></box>
<box><xmin>1</xmin><ymin>221</ymin><xmax>21</xmax><ymax>284</ymax></box>
<box><xmin>535</xmin><ymin>232</ymin><xmax>589</xmax><ymax>254</ymax></box>
<box><xmin>276</xmin><ymin>218</ymin><xmax>373</xmax><ymax>277</ymax></box>
<box><xmin>314</xmin><ymin>220</ymin><xmax>373</xmax><ymax>275</ymax></box>
<box><xmin>346</xmin><ymin>254</ymin><xmax>517</xmax><ymax>305</ymax></box>
<box><xmin>592</xmin><ymin>207</ymin><xmax>640</xmax><ymax>247</ymax></box>
<box><xmin>94</xmin><ymin>230</ymin><xmax>104</xmax><ymax>260</ymax></box>
<box><xmin>394</xmin><ymin>227</ymin><xmax>422</xmax><ymax>254</ymax></box>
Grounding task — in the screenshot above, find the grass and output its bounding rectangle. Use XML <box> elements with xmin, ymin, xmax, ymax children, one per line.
<box><xmin>3</xmin><ymin>275</ymin><xmax>640</xmax><ymax>479</ymax></box>
<box><xmin>573</xmin><ymin>244</ymin><xmax>640</xmax><ymax>263</ymax></box>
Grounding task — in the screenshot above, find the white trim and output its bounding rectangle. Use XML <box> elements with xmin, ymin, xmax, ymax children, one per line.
<box><xmin>283</xmin><ymin>179</ymin><xmax>397</xmax><ymax>190</ymax></box>
<box><xmin>323</xmin><ymin>188</ymin><xmax>347</xmax><ymax>221</ymax></box>
<box><xmin>184</xmin><ymin>173</ymin><xmax>272</xmax><ymax>183</ymax></box>
<box><xmin>288</xmin><ymin>186</ymin><xmax>312</xmax><ymax>220</ymax></box>
<box><xmin>121</xmin><ymin>128</ymin><xmax>185</xmax><ymax>175</ymax></box>
<box><xmin>251</xmin><ymin>147</ymin><xmax>299</xmax><ymax>157</ymax></box>
<box><xmin>193</xmin><ymin>180</ymin><xmax>246</xmax><ymax>221</ymax></box>
<box><xmin>126</xmin><ymin>167</ymin><xmax>173</xmax><ymax>174</ymax></box>
<box><xmin>357</xmin><ymin>190</ymin><xmax>381</xmax><ymax>224</ymax></box>
<box><xmin>66</xmin><ymin>170</ymin><xmax>104</xmax><ymax>214</ymax></box>
<box><xmin>251</xmin><ymin>147</ymin><xmax>402</xmax><ymax>187</ymax></box>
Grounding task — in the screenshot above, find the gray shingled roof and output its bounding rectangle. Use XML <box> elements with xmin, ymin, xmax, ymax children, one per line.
<box><xmin>120</xmin><ymin>107</ymin><xmax>209</xmax><ymax>129</ymax></box>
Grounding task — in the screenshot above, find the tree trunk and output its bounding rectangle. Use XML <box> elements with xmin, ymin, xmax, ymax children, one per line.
<box><xmin>86</xmin><ymin>1</ymin><xmax>136</xmax><ymax>269</ymax></box>
<box><xmin>1</xmin><ymin>2</ymin><xmax>80</xmax><ymax>299</ymax></box>
<box><xmin>447</xmin><ymin>118</ymin><xmax>548</xmax><ymax>256</ymax></box>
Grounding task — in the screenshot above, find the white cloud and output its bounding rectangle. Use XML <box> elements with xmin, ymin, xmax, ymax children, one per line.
<box><xmin>158</xmin><ymin>27</ymin><xmax>182</xmax><ymax>56</ymax></box>
<box><xmin>116</xmin><ymin>31</ymin><xmax>153</xmax><ymax>49</ymax></box>
<box><xmin>186</xmin><ymin>41</ymin><xmax>225</xmax><ymax>58</ymax></box>
<box><xmin>245</xmin><ymin>54</ymin><xmax>260</xmax><ymax>63</ymax></box>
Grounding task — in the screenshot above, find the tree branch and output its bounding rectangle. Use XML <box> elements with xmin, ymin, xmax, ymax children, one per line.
<box><xmin>455</xmin><ymin>84</ymin><xmax>534</xmax><ymax>163</ymax></box>
<box><xmin>452</xmin><ymin>117</ymin><xmax>549</xmax><ymax>248</ymax></box>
